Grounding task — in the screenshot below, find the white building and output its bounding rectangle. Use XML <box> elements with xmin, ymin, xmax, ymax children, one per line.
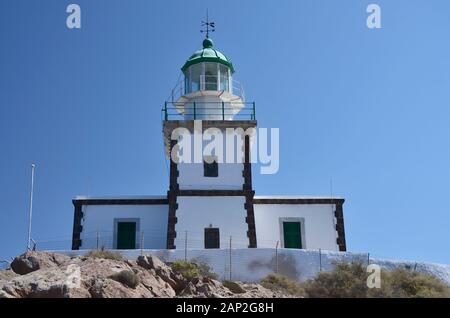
<box><xmin>71</xmin><ymin>35</ymin><xmax>346</xmax><ymax>252</ymax></box>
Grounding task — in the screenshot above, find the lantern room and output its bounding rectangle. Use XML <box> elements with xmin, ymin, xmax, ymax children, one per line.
<box><xmin>182</xmin><ymin>38</ymin><xmax>234</xmax><ymax>95</ymax></box>
<box><xmin>166</xmin><ymin>37</ymin><xmax>249</xmax><ymax>121</ymax></box>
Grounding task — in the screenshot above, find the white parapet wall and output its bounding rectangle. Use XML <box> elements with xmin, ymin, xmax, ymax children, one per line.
<box><xmin>50</xmin><ymin>248</ymin><xmax>450</xmax><ymax>285</ymax></box>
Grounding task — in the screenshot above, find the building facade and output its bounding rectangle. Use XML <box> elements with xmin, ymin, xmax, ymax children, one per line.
<box><xmin>71</xmin><ymin>36</ymin><xmax>346</xmax><ymax>252</ymax></box>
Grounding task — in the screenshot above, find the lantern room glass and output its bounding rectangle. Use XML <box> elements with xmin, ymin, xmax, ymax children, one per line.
<box><xmin>184</xmin><ymin>62</ymin><xmax>231</xmax><ymax>94</ymax></box>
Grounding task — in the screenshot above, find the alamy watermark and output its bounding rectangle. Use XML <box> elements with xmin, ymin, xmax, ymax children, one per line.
<box><xmin>367</xmin><ymin>4</ymin><xmax>382</xmax><ymax>29</ymax></box>
<box><xmin>171</xmin><ymin>121</ymin><xmax>279</xmax><ymax>175</ymax></box>
<box><xmin>367</xmin><ymin>264</ymin><xmax>381</xmax><ymax>288</ymax></box>
<box><xmin>66</xmin><ymin>4</ymin><xmax>81</xmax><ymax>29</ymax></box>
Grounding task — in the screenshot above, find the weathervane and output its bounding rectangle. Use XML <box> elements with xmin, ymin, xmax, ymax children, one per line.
<box><xmin>200</xmin><ymin>10</ymin><xmax>215</xmax><ymax>38</ymax></box>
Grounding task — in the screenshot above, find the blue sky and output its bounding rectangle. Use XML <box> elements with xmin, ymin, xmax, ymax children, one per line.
<box><xmin>1</xmin><ymin>0</ymin><xmax>449</xmax><ymax>264</ymax></box>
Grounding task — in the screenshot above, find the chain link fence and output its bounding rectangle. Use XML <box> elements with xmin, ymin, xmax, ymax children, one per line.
<box><xmin>29</xmin><ymin>230</ymin><xmax>374</xmax><ymax>282</ymax></box>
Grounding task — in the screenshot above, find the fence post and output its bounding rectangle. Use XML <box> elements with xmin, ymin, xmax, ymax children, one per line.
<box><xmin>275</xmin><ymin>241</ymin><xmax>279</xmax><ymax>273</ymax></box>
<box><xmin>140</xmin><ymin>231</ymin><xmax>144</xmax><ymax>256</ymax></box>
<box><xmin>229</xmin><ymin>236</ymin><xmax>232</xmax><ymax>281</ymax></box>
<box><xmin>222</xmin><ymin>101</ymin><xmax>225</xmax><ymax>120</ymax></box>
<box><xmin>96</xmin><ymin>230</ymin><xmax>99</xmax><ymax>250</ymax></box>
<box><xmin>193</xmin><ymin>102</ymin><xmax>196</xmax><ymax>120</ymax></box>
<box><xmin>319</xmin><ymin>248</ymin><xmax>322</xmax><ymax>272</ymax></box>
<box><xmin>367</xmin><ymin>253</ymin><xmax>370</xmax><ymax>266</ymax></box>
<box><xmin>184</xmin><ymin>231</ymin><xmax>188</xmax><ymax>262</ymax></box>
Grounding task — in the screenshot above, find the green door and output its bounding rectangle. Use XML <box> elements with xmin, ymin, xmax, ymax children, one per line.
<box><xmin>283</xmin><ymin>222</ymin><xmax>302</xmax><ymax>249</ymax></box>
<box><xmin>117</xmin><ymin>222</ymin><xmax>136</xmax><ymax>249</ymax></box>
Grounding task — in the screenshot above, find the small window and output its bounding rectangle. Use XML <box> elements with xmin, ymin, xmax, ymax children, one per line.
<box><xmin>203</xmin><ymin>156</ymin><xmax>218</xmax><ymax>177</ymax></box>
<box><xmin>204</xmin><ymin>228</ymin><xmax>220</xmax><ymax>249</ymax></box>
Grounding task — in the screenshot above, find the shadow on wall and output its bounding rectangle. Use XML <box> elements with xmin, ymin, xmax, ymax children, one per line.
<box><xmin>248</xmin><ymin>252</ymin><xmax>300</xmax><ymax>280</ymax></box>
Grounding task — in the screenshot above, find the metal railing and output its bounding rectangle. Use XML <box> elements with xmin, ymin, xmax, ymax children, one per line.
<box><xmin>162</xmin><ymin>101</ymin><xmax>256</xmax><ymax>121</ymax></box>
<box><xmin>169</xmin><ymin>76</ymin><xmax>245</xmax><ymax>103</ymax></box>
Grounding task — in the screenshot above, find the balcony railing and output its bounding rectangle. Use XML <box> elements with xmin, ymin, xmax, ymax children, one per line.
<box><xmin>169</xmin><ymin>76</ymin><xmax>245</xmax><ymax>103</ymax></box>
<box><xmin>162</xmin><ymin>101</ymin><xmax>256</xmax><ymax>121</ymax></box>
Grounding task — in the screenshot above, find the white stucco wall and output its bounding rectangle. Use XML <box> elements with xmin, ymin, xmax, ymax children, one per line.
<box><xmin>178</xmin><ymin>162</ymin><xmax>244</xmax><ymax>190</ymax></box>
<box><xmin>174</xmin><ymin>196</ymin><xmax>249</xmax><ymax>249</ymax></box>
<box><xmin>53</xmin><ymin>248</ymin><xmax>450</xmax><ymax>285</ymax></box>
<box><xmin>80</xmin><ymin>204</ymin><xmax>168</xmax><ymax>250</ymax></box>
<box><xmin>254</xmin><ymin>203</ymin><xmax>339</xmax><ymax>251</ymax></box>
<box><xmin>174</xmin><ymin>125</ymin><xmax>253</xmax><ymax>190</ymax></box>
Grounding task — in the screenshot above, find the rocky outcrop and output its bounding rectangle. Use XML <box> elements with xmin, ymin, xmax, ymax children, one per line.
<box><xmin>10</xmin><ymin>252</ymin><xmax>70</xmax><ymax>275</ymax></box>
<box><xmin>0</xmin><ymin>252</ymin><xmax>287</xmax><ymax>298</ymax></box>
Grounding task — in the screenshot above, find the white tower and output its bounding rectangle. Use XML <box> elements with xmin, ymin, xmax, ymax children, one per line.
<box><xmin>163</xmin><ymin>32</ymin><xmax>257</xmax><ymax>249</ymax></box>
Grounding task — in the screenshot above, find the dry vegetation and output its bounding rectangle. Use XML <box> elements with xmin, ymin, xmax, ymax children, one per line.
<box><xmin>261</xmin><ymin>262</ymin><xmax>450</xmax><ymax>298</ymax></box>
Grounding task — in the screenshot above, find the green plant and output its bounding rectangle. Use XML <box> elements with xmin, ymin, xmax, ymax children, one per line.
<box><xmin>303</xmin><ymin>262</ymin><xmax>368</xmax><ymax>298</ymax></box>
<box><xmin>191</xmin><ymin>258</ymin><xmax>218</xmax><ymax>280</ymax></box>
<box><xmin>171</xmin><ymin>260</ymin><xmax>199</xmax><ymax>280</ymax></box>
<box><xmin>86</xmin><ymin>250</ymin><xmax>123</xmax><ymax>261</ymax></box>
<box><xmin>260</xmin><ymin>273</ymin><xmax>305</xmax><ymax>297</ymax></box>
<box><xmin>302</xmin><ymin>261</ymin><xmax>450</xmax><ymax>298</ymax></box>
<box><xmin>109</xmin><ymin>270</ymin><xmax>140</xmax><ymax>289</ymax></box>
<box><xmin>377</xmin><ymin>268</ymin><xmax>450</xmax><ymax>298</ymax></box>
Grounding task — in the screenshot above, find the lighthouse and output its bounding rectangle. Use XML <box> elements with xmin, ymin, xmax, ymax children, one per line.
<box><xmin>71</xmin><ymin>24</ymin><xmax>346</xmax><ymax>253</ymax></box>
<box><xmin>163</xmin><ymin>29</ymin><xmax>258</xmax><ymax>249</ymax></box>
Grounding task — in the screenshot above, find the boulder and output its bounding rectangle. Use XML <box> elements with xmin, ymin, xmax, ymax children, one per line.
<box><xmin>222</xmin><ymin>280</ymin><xmax>246</xmax><ymax>294</ymax></box>
<box><xmin>137</xmin><ymin>255</ymin><xmax>185</xmax><ymax>292</ymax></box>
<box><xmin>11</xmin><ymin>252</ymin><xmax>70</xmax><ymax>275</ymax></box>
<box><xmin>11</xmin><ymin>254</ymin><xmax>40</xmax><ymax>275</ymax></box>
<box><xmin>0</xmin><ymin>251</ymin><xmax>290</xmax><ymax>298</ymax></box>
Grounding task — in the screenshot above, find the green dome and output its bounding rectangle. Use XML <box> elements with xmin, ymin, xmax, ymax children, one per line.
<box><xmin>181</xmin><ymin>38</ymin><xmax>235</xmax><ymax>74</ymax></box>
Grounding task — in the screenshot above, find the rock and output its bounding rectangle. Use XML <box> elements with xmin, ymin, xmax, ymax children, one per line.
<box><xmin>137</xmin><ymin>255</ymin><xmax>185</xmax><ymax>292</ymax></box>
<box><xmin>179</xmin><ymin>282</ymin><xmax>197</xmax><ymax>297</ymax></box>
<box><xmin>0</xmin><ymin>289</ymin><xmax>13</xmax><ymax>298</ymax></box>
<box><xmin>11</xmin><ymin>252</ymin><xmax>71</xmax><ymax>275</ymax></box>
<box><xmin>0</xmin><ymin>252</ymin><xmax>289</xmax><ymax>298</ymax></box>
<box><xmin>0</xmin><ymin>270</ymin><xmax>18</xmax><ymax>283</ymax></box>
<box><xmin>222</xmin><ymin>280</ymin><xmax>246</xmax><ymax>294</ymax></box>
<box><xmin>137</xmin><ymin>255</ymin><xmax>164</xmax><ymax>271</ymax></box>
<box><xmin>11</xmin><ymin>254</ymin><xmax>40</xmax><ymax>275</ymax></box>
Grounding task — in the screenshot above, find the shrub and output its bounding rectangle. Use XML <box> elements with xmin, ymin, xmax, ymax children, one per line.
<box><xmin>191</xmin><ymin>258</ymin><xmax>218</xmax><ymax>280</ymax></box>
<box><xmin>171</xmin><ymin>259</ymin><xmax>219</xmax><ymax>281</ymax></box>
<box><xmin>302</xmin><ymin>261</ymin><xmax>450</xmax><ymax>298</ymax></box>
<box><xmin>260</xmin><ymin>273</ymin><xmax>305</xmax><ymax>297</ymax></box>
<box><xmin>171</xmin><ymin>260</ymin><xmax>199</xmax><ymax>280</ymax></box>
<box><xmin>109</xmin><ymin>270</ymin><xmax>140</xmax><ymax>289</ymax></box>
<box><xmin>86</xmin><ymin>250</ymin><xmax>123</xmax><ymax>261</ymax></box>
<box><xmin>303</xmin><ymin>262</ymin><xmax>368</xmax><ymax>298</ymax></box>
<box><xmin>378</xmin><ymin>268</ymin><xmax>450</xmax><ymax>298</ymax></box>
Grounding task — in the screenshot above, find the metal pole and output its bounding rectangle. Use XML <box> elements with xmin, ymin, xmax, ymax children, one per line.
<box><xmin>27</xmin><ymin>164</ymin><xmax>36</xmax><ymax>251</ymax></box>
<box><xmin>184</xmin><ymin>231</ymin><xmax>188</xmax><ymax>261</ymax></box>
<box><xmin>193</xmin><ymin>102</ymin><xmax>196</xmax><ymax>120</ymax></box>
<box><xmin>319</xmin><ymin>248</ymin><xmax>322</xmax><ymax>271</ymax></box>
<box><xmin>141</xmin><ymin>231</ymin><xmax>144</xmax><ymax>256</ymax></box>
<box><xmin>367</xmin><ymin>252</ymin><xmax>370</xmax><ymax>266</ymax></box>
<box><xmin>229</xmin><ymin>236</ymin><xmax>232</xmax><ymax>281</ymax></box>
<box><xmin>222</xmin><ymin>101</ymin><xmax>225</xmax><ymax>120</ymax></box>
<box><xmin>275</xmin><ymin>241</ymin><xmax>279</xmax><ymax>273</ymax></box>
<box><xmin>96</xmin><ymin>229</ymin><xmax>99</xmax><ymax>250</ymax></box>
